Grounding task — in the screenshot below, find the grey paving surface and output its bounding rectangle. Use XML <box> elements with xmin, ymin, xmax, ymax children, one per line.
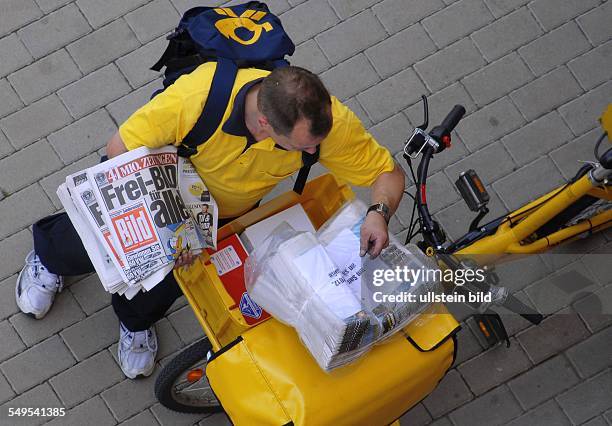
<box><xmin>0</xmin><ymin>0</ymin><xmax>610</xmax><ymax>425</ymax></box>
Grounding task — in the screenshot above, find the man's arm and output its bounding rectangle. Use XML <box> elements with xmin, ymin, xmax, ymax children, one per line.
<box><xmin>360</xmin><ymin>163</ymin><xmax>405</xmax><ymax>258</ymax></box>
<box><xmin>106</xmin><ymin>131</ymin><xmax>128</xmax><ymax>158</ymax></box>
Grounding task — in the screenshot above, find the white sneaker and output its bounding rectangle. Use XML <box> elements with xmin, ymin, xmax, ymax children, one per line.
<box><xmin>118</xmin><ymin>322</ymin><xmax>157</xmax><ymax>379</ymax></box>
<box><xmin>15</xmin><ymin>251</ymin><xmax>63</xmax><ymax>319</ymax></box>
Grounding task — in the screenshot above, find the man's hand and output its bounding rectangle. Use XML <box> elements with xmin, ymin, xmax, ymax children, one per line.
<box><xmin>360</xmin><ymin>212</ymin><xmax>389</xmax><ymax>258</ymax></box>
<box><xmin>174</xmin><ymin>250</ymin><xmax>197</xmax><ymax>269</ymax></box>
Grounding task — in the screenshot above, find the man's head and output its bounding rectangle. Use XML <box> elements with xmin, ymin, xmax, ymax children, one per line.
<box><xmin>257</xmin><ymin>66</ymin><xmax>332</xmax><ymax>154</ymax></box>
<box><xmin>201</xmin><ymin>204</ymin><xmax>208</xmax><ymax>213</ymax></box>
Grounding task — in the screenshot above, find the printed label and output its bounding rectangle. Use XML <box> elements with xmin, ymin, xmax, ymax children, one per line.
<box><xmin>209</xmin><ymin>246</ymin><xmax>242</xmax><ymax>276</ymax></box>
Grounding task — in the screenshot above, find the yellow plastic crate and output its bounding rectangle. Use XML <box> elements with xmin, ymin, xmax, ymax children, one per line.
<box><xmin>173</xmin><ymin>173</ymin><xmax>355</xmax><ymax>350</ymax></box>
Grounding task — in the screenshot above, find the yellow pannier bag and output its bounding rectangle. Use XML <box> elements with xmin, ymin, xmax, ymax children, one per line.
<box><xmin>206</xmin><ymin>304</ymin><xmax>459</xmax><ymax>426</ymax></box>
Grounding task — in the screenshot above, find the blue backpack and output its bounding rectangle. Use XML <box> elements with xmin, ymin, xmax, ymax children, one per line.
<box><xmin>151</xmin><ymin>1</ymin><xmax>318</xmax><ymax>194</ymax></box>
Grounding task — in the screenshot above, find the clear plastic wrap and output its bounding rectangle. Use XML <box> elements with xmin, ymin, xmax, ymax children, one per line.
<box><xmin>244</xmin><ymin>200</ymin><xmax>443</xmax><ymax>371</ymax></box>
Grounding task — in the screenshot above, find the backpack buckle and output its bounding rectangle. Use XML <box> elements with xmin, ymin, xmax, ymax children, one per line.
<box><xmin>177</xmin><ymin>145</ymin><xmax>198</xmax><ymax>158</ymax></box>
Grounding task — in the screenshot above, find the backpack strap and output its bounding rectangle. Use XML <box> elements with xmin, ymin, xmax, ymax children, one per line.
<box><xmin>293</xmin><ymin>146</ymin><xmax>320</xmax><ymax>195</ymax></box>
<box><xmin>177</xmin><ymin>57</ymin><xmax>238</xmax><ymax>157</ymax></box>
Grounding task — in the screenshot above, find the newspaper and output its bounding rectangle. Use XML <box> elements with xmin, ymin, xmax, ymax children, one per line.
<box><xmin>57</xmin><ymin>146</ymin><xmax>218</xmax><ymax>299</ymax></box>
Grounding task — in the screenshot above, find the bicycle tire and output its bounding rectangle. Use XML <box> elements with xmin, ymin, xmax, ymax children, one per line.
<box><xmin>533</xmin><ymin>195</ymin><xmax>611</xmax><ymax>239</ymax></box>
<box><xmin>154</xmin><ymin>338</ymin><xmax>222</xmax><ymax>413</ymax></box>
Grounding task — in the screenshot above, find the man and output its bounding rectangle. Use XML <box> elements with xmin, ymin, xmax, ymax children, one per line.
<box><xmin>16</xmin><ymin>65</ymin><xmax>405</xmax><ymax>378</ymax></box>
<box><xmin>196</xmin><ymin>204</ymin><xmax>213</xmax><ymax>234</ymax></box>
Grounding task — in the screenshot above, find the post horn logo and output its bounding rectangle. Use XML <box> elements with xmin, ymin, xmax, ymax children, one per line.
<box><xmin>214</xmin><ymin>8</ymin><xmax>273</xmax><ymax>46</ymax></box>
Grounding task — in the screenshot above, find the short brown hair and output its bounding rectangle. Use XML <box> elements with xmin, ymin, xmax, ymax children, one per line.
<box><xmin>257</xmin><ymin>66</ymin><xmax>332</xmax><ymax>137</ymax></box>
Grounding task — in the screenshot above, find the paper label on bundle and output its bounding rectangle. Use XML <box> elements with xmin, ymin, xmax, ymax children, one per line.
<box><xmin>209</xmin><ymin>246</ymin><xmax>242</xmax><ymax>276</ymax></box>
<box><xmin>240</xmin><ymin>292</ymin><xmax>262</xmax><ymax>319</ymax></box>
<box><xmin>324</xmin><ymin>228</ymin><xmax>364</xmax><ymax>300</ymax></box>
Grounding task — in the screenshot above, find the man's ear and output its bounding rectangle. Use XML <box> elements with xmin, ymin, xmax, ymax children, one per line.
<box><xmin>258</xmin><ymin>115</ymin><xmax>270</xmax><ymax>130</ymax></box>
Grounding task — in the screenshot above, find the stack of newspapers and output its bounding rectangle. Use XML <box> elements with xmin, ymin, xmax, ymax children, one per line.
<box><xmin>57</xmin><ymin>146</ymin><xmax>218</xmax><ymax>299</ymax></box>
<box><xmin>245</xmin><ymin>201</ymin><xmax>442</xmax><ymax>371</ymax></box>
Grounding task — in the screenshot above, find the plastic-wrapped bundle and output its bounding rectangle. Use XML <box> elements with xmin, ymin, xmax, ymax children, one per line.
<box><xmin>244</xmin><ymin>200</ymin><xmax>443</xmax><ymax>371</ymax></box>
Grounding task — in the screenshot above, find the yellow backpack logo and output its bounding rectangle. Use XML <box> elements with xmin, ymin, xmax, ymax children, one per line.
<box><xmin>214</xmin><ymin>8</ymin><xmax>273</xmax><ymax>46</ymax></box>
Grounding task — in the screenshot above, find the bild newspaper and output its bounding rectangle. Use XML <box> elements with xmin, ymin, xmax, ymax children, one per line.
<box><xmin>57</xmin><ymin>146</ymin><xmax>218</xmax><ymax>299</ymax></box>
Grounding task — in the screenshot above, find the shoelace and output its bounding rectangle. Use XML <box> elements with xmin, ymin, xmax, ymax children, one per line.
<box><xmin>26</xmin><ymin>255</ymin><xmax>61</xmax><ymax>293</ymax></box>
<box><xmin>121</xmin><ymin>325</ymin><xmax>156</xmax><ymax>353</ymax></box>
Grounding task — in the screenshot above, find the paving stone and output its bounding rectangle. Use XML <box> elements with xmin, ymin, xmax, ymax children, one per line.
<box><xmin>372</xmin><ymin>0</ymin><xmax>444</xmax><ymax>34</ymax></box>
<box><xmin>0</xmin><ymin>383</ymin><xmax>63</xmax><ymax>426</ymax></box>
<box><xmin>0</xmin><ymin>275</ymin><xmax>19</xmax><ymax>321</ymax></box>
<box><xmin>67</xmin><ymin>273</ymin><xmax>111</xmax><ymax>316</ymax></box>
<box><xmin>263</xmin><ymin>0</ymin><xmax>291</xmax><ymax>15</ymax></box>
<box><xmin>50</xmin><ymin>351</ymin><xmax>123</xmax><ymax>408</ymax></box>
<box><xmin>581</xmin><ymin>243</ymin><xmax>612</xmax><ymax>287</ymax></box>
<box><xmin>170</xmin><ymin>0</ymin><xmax>223</xmax><ymax>15</ymax></box>
<box><xmin>0</xmin><ymin>320</ymin><xmax>26</xmax><ymax>363</ymax></box>
<box><xmin>402</xmin><ymin>170</ymin><xmax>459</xmax><ymax>216</ymax></box>
<box><xmin>566</xmin><ymin>325</ymin><xmax>612</xmax><ymax>378</ymax></box>
<box><xmin>517</xmin><ymin>307</ymin><xmax>589</xmax><ymax>364</ymax></box>
<box><xmin>0</xmin><ymin>130</ymin><xmax>15</xmax><ymax>164</ymax></box>
<box><xmin>0</xmin><ymin>185</ymin><xmax>55</xmax><ymax>240</ymax></box>
<box><xmin>502</xmin><ymin>111</ymin><xmax>573</xmax><ymax>166</ymax></box>
<box><xmin>422</xmin><ymin>369</ymin><xmax>473</xmax><ymax>417</ymax></box>
<box><xmin>8</xmin><ymin>49</ymin><xmax>81</xmax><ymax>104</ymax></box>
<box><xmin>462</xmin><ymin>53</ymin><xmax>533</xmax><ymax>108</ymax></box>
<box><xmin>10</xmin><ymin>291</ymin><xmax>85</xmax><ymax>347</ymax></box>
<box><xmin>524</xmin><ymin>260</ymin><xmax>600</xmax><ymax>314</ymax></box>
<box><xmin>167</xmin><ymin>305</ymin><xmax>204</xmax><ymax>345</ymax></box>
<box><xmin>506</xmin><ymin>399</ymin><xmax>570</xmax><ymax>426</ymax></box>
<box><xmin>568</xmin><ymin>40</ymin><xmax>612</xmax><ymax>91</ymax></box>
<box><xmin>67</xmin><ymin>19</ymin><xmax>140</xmax><ymax>74</ymax></box>
<box><xmin>40</xmin><ymin>154</ymin><xmax>100</xmax><ymax>208</ymax></box>
<box><xmin>404</xmin><ymin>82</ymin><xmax>476</xmax><ymax>134</ymax></box>
<box><xmin>320</xmin><ymin>54</ymin><xmax>380</xmax><ymax>101</ymax></box>
<box><xmin>449</xmin><ymin>385</ymin><xmax>523</xmax><ymax>426</ymax></box>
<box><xmin>577</xmin><ymin>1</ymin><xmax>612</xmax><ymax>46</ymax></box>
<box><xmin>0</xmin><ymin>139</ymin><xmax>63</xmax><ymax>194</ymax></box>
<box><xmin>156</xmin><ymin>317</ymin><xmax>184</xmax><ymax>360</ymax></box>
<box><xmin>559</xmin><ymin>80</ymin><xmax>612</xmax><ymax>136</ymax></box>
<box><xmin>345</xmin><ymin>97</ymin><xmax>371</xmax><ymax>127</ymax></box>
<box><xmin>0</xmin><ymin>0</ymin><xmax>42</xmax><ymax>38</ymax></box>
<box><xmin>0</xmin><ymin>230</ymin><xmax>31</xmax><ymax>283</ymax></box>
<box><xmin>414</xmin><ymin>38</ymin><xmax>485</xmax><ymax>92</ymax></box>
<box><xmin>457</xmin><ymin>337</ymin><xmax>532</xmax><ymax>395</ymax></box>
<box><xmin>556</xmin><ymin>369</ymin><xmax>612</xmax><ymax>425</ymax></box>
<box><xmin>491</xmin><ymin>254</ymin><xmax>551</xmax><ymax>294</ymax></box>
<box><xmin>428</xmin><ymin>417</ymin><xmax>453</xmax><ymax>426</ymax></box>
<box><xmin>76</xmin><ymin>0</ymin><xmax>150</xmax><ymax>29</ymax></box>
<box><xmin>0</xmin><ymin>372</ymin><xmax>15</xmax><ymax>405</ymax></box>
<box><xmin>151</xmin><ymin>403</ymin><xmax>212</xmax><ymax>426</ymax></box>
<box><xmin>584</xmin><ymin>416</ymin><xmax>609</xmax><ymax>426</ymax></box>
<box><xmin>101</xmin><ymin>375</ymin><xmax>157</xmax><ymax>422</ymax></box>
<box><xmin>125</xmin><ymin>0</ymin><xmax>179</xmax><ymax>44</ymax></box>
<box><xmin>0</xmin><ymin>94</ymin><xmax>72</xmax><ymax>150</ymax></box>
<box><xmin>34</xmin><ymin>0</ymin><xmax>72</xmax><ymax>13</ymax></box>
<box><xmin>573</xmin><ymin>285</ymin><xmax>612</xmax><ymax>333</ymax></box>
<box><xmin>0</xmin><ymin>79</ymin><xmax>23</xmax><ymax>119</ymax></box>
<box><xmin>47</xmin><ymin>396</ymin><xmax>116</xmax><ymax>426</ymax></box>
<box><xmin>328</xmin><ymin>0</ymin><xmax>380</xmax><ymax>19</ymax></box>
<box><xmin>122</xmin><ymin>409</ymin><xmax>161</xmax><ymax>426</ymax></box>
<box><xmin>471</xmin><ymin>7</ymin><xmax>542</xmax><ymax>61</ymax></box>
<box><xmin>48</xmin><ymin>109</ymin><xmax>116</xmax><ymax>165</ymax></box>
<box><xmin>368</xmin><ymin>112</ymin><xmax>412</xmax><ymax>155</ymax></box>
<box><xmin>456</xmin><ymin>97</ymin><xmax>525</xmax><ymax>152</ymax></box>
<box><xmin>492</xmin><ymin>156</ymin><xmax>565</xmax><ymax>211</ymax></box>
<box><xmin>116</xmin><ymin>36</ymin><xmax>166</xmax><ymax>89</ymax></box>
<box><xmin>519</xmin><ymin>22</ymin><xmax>591</xmax><ymax>77</ymax></box>
<box><xmin>1</xmin><ymin>335</ymin><xmax>75</xmax><ymax>393</ymax></box>
<box><xmin>290</xmin><ymin>39</ymin><xmax>331</xmax><ymax>75</ymax></box>
<box><xmin>482</xmin><ymin>0</ymin><xmax>530</xmax><ymax>18</ymax></box>
<box><xmin>316</xmin><ymin>10</ymin><xmax>386</xmax><ymax>66</ymax></box>
<box><xmin>280</xmin><ymin>0</ymin><xmax>339</xmax><ymax>45</ymax></box>
<box><xmin>445</xmin><ymin>141</ymin><xmax>515</xmax><ymax>186</ymax></box>
<box><xmin>0</xmin><ymin>34</ymin><xmax>33</xmax><ymax>78</ymax></box>
<box><xmin>357</xmin><ymin>68</ymin><xmax>426</xmax><ymax>123</ymax></box>
<box><xmin>365</xmin><ymin>24</ymin><xmax>436</xmax><ymax>79</ymax></box>
<box><xmin>17</xmin><ymin>4</ymin><xmax>91</xmax><ymax>59</ymax></box>
<box><xmin>422</xmin><ymin>0</ymin><xmax>493</xmax><ymax>48</ymax></box>
<box><xmin>60</xmin><ymin>306</ymin><xmax>118</xmax><ymax>361</ymax></box>
<box><xmin>198</xmin><ymin>413</ymin><xmax>232</xmax><ymax>426</ymax></box>
<box><xmin>605</xmin><ymin>409</ymin><xmax>612</xmax><ymax>425</ymax></box>
<box><xmin>58</xmin><ymin>63</ymin><xmax>131</xmax><ymax>119</ymax></box>
<box><xmin>106</xmin><ymin>78</ymin><xmax>162</xmax><ymax>124</ymax></box>
<box><xmin>507</xmin><ymin>354</ymin><xmax>580</xmax><ymax>410</ymax></box>
<box><xmin>398</xmin><ymin>402</ymin><xmax>431</xmax><ymax>426</ymax></box>
<box><xmin>529</xmin><ymin>0</ymin><xmax>600</xmax><ymax>31</ymax></box>
<box><xmin>509</xmin><ymin>66</ymin><xmax>583</xmax><ymax>122</ymax></box>
<box><xmin>453</xmin><ymin>326</ymin><xmax>484</xmax><ymax>365</ymax></box>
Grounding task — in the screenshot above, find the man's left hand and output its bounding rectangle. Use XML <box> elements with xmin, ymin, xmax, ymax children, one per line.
<box><xmin>360</xmin><ymin>212</ymin><xmax>389</xmax><ymax>258</ymax></box>
<box><xmin>174</xmin><ymin>250</ymin><xmax>197</xmax><ymax>269</ymax></box>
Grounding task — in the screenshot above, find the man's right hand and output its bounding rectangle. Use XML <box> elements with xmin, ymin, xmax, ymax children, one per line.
<box><xmin>106</xmin><ymin>131</ymin><xmax>129</xmax><ymax>158</ymax></box>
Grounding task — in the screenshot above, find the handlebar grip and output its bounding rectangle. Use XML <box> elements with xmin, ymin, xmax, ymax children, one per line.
<box><xmin>502</xmin><ymin>294</ymin><xmax>543</xmax><ymax>325</ymax></box>
<box><xmin>440</xmin><ymin>105</ymin><xmax>466</xmax><ymax>134</ymax></box>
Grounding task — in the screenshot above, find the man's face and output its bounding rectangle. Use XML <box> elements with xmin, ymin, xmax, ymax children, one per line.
<box><xmin>266</xmin><ymin>117</ymin><xmax>329</xmax><ymax>154</ymax></box>
<box><xmin>202</xmin><ymin>206</ymin><xmax>208</xmax><ymax>213</ymax></box>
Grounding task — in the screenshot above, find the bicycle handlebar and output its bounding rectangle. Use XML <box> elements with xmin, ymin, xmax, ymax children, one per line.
<box><xmin>439</xmin><ymin>105</ymin><xmax>466</xmax><ymax>135</ymax></box>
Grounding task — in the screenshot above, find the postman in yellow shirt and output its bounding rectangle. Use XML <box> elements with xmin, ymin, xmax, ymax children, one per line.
<box><xmin>119</xmin><ymin>63</ymin><xmax>395</xmax><ymax>218</ymax></box>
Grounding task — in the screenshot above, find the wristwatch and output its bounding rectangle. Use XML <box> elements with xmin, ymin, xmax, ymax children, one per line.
<box><xmin>367</xmin><ymin>202</ymin><xmax>390</xmax><ymax>224</ymax></box>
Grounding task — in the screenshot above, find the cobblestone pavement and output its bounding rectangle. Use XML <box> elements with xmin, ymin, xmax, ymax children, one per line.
<box><xmin>0</xmin><ymin>0</ymin><xmax>611</xmax><ymax>424</ymax></box>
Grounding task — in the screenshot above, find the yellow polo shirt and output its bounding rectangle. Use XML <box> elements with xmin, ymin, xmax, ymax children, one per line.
<box><xmin>119</xmin><ymin>63</ymin><xmax>395</xmax><ymax>218</ymax></box>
